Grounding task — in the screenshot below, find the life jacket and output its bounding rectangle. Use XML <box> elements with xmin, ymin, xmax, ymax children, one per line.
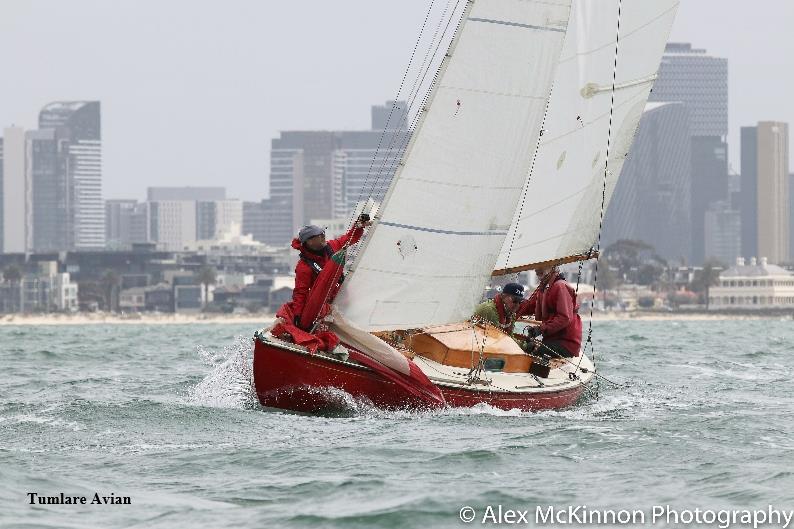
<box><xmin>299</xmin><ymin>245</ymin><xmax>345</xmax><ymax>285</ymax></box>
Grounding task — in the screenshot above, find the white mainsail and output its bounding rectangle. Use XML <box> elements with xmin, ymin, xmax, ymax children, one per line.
<box><xmin>494</xmin><ymin>0</ymin><xmax>680</xmax><ymax>274</ymax></box>
<box><xmin>334</xmin><ymin>0</ymin><xmax>572</xmax><ymax>331</ymax></box>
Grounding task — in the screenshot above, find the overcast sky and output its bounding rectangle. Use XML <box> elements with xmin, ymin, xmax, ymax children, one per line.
<box><xmin>1</xmin><ymin>0</ymin><xmax>792</xmax><ymax>201</ymax></box>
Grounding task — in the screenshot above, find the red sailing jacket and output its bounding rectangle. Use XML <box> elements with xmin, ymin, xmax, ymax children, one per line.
<box><xmin>290</xmin><ymin>226</ymin><xmax>364</xmax><ymax>318</ymax></box>
<box><xmin>519</xmin><ymin>274</ymin><xmax>582</xmax><ymax>356</ymax></box>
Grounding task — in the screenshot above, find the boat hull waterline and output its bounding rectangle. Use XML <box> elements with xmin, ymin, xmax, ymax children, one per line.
<box><xmin>252</xmin><ymin>334</ymin><xmax>593</xmax><ymax>413</ymax></box>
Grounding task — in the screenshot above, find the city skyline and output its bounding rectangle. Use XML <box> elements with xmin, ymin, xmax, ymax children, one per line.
<box><xmin>0</xmin><ymin>0</ymin><xmax>792</xmax><ymax>201</ymax></box>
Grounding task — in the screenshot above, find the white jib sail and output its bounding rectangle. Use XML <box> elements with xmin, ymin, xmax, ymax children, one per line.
<box><xmin>494</xmin><ymin>0</ymin><xmax>680</xmax><ymax>274</ymax></box>
<box><xmin>334</xmin><ymin>0</ymin><xmax>572</xmax><ymax>331</ymax></box>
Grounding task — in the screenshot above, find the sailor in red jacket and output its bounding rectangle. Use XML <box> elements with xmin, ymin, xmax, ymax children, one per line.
<box><xmin>519</xmin><ymin>265</ymin><xmax>582</xmax><ymax>357</ymax></box>
<box><xmin>289</xmin><ymin>214</ymin><xmax>371</xmax><ymax>325</ymax></box>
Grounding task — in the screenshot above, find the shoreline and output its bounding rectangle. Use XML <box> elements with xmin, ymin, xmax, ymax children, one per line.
<box><xmin>0</xmin><ymin>310</ymin><xmax>791</xmax><ymax>326</ymax></box>
<box><xmin>0</xmin><ymin>312</ymin><xmax>277</xmax><ymax>326</ymax></box>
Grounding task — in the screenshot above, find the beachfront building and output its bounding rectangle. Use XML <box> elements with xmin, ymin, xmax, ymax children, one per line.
<box><xmin>708</xmin><ymin>257</ymin><xmax>794</xmax><ymax>309</ymax></box>
<box><xmin>0</xmin><ymin>261</ymin><xmax>78</xmax><ymax>313</ymax></box>
<box><xmin>119</xmin><ymin>287</ymin><xmax>147</xmax><ymax>312</ymax></box>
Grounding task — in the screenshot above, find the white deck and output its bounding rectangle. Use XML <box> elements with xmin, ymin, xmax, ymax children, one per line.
<box><xmin>413</xmin><ymin>353</ymin><xmax>595</xmax><ymax>394</ymax></box>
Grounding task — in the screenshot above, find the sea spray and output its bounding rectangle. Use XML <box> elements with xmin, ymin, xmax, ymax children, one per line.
<box><xmin>186</xmin><ymin>335</ymin><xmax>257</xmax><ymax>409</ymax></box>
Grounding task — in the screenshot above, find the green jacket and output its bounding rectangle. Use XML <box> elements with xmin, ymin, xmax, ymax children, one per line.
<box><xmin>473</xmin><ymin>298</ymin><xmax>531</xmax><ymax>352</ymax></box>
<box><xmin>473</xmin><ymin>299</ymin><xmax>515</xmax><ymax>333</ymax></box>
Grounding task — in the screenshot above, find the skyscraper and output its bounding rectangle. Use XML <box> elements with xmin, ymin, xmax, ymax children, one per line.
<box><xmin>262</xmin><ymin>101</ymin><xmax>410</xmax><ymax>246</ymax></box>
<box><xmin>602</xmin><ymin>102</ymin><xmax>692</xmax><ymax>262</ymax></box>
<box><xmin>648</xmin><ymin>43</ymin><xmax>729</xmax><ymax>264</ymax></box>
<box><xmin>37</xmin><ymin>101</ymin><xmax>104</xmax><ymax>250</ymax></box>
<box><xmin>741</xmin><ymin>123</ymin><xmax>790</xmax><ymax>263</ymax></box>
<box><xmin>269</xmin><ymin>130</ymin><xmax>336</xmax><ymax>245</ymax></box>
<box><xmin>27</xmin><ymin>129</ymin><xmax>68</xmax><ymax>252</ymax></box>
<box><xmin>2</xmin><ymin>126</ymin><xmax>30</xmax><ymax>253</ymax></box>
<box><xmin>333</xmin><ymin>129</ymin><xmax>410</xmax><ymax>220</ymax></box>
<box><xmin>650</xmin><ymin>43</ymin><xmax>727</xmax><ymax>137</ymax></box>
<box><xmin>740</xmin><ymin>126</ymin><xmax>759</xmax><ymax>260</ymax></box>
<box><xmin>756</xmin><ymin>122</ymin><xmax>789</xmax><ymax>263</ymax></box>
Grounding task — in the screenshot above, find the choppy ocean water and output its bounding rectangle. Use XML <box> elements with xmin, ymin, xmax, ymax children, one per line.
<box><xmin>1</xmin><ymin>319</ymin><xmax>793</xmax><ymax>529</ymax></box>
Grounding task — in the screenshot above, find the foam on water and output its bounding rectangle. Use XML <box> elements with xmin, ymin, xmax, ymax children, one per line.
<box><xmin>180</xmin><ymin>335</ymin><xmax>649</xmax><ymax>421</ymax></box>
<box><xmin>4</xmin><ymin>320</ymin><xmax>794</xmax><ymax>528</ymax></box>
<box><xmin>186</xmin><ymin>335</ymin><xmax>258</xmax><ymax>409</ymax></box>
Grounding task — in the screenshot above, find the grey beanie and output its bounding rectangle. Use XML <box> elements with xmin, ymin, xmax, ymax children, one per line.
<box><xmin>298</xmin><ymin>225</ymin><xmax>325</xmax><ymax>243</ymax></box>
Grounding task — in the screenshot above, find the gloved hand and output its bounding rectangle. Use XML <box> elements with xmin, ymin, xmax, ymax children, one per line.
<box><xmin>356</xmin><ymin>213</ymin><xmax>373</xmax><ymax>228</ymax></box>
<box><xmin>525</xmin><ymin>325</ymin><xmax>541</xmax><ymax>339</ymax></box>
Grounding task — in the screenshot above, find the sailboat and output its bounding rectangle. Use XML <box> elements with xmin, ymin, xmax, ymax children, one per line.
<box><xmin>253</xmin><ymin>0</ymin><xmax>679</xmax><ymax>413</ymax></box>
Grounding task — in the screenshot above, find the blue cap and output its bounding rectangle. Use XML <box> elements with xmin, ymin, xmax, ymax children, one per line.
<box><xmin>502</xmin><ymin>283</ymin><xmax>525</xmax><ymax>298</ymax></box>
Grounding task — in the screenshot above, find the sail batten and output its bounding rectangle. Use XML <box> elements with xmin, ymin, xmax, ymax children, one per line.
<box><xmin>496</xmin><ymin>0</ymin><xmax>680</xmax><ymax>272</ymax></box>
<box><xmin>334</xmin><ymin>0</ymin><xmax>573</xmax><ymax>331</ymax></box>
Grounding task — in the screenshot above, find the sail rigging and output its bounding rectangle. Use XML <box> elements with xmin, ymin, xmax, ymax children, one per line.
<box><xmin>334</xmin><ymin>0</ymin><xmax>573</xmax><ymax>331</ymax></box>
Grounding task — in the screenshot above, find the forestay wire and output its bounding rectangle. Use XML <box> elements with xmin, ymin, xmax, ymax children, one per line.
<box><xmin>345</xmin><ymin>0</ymin><xmax>466</xmax><ymax>264</ymax></box>
<box><xmin>345</xmin><ymin>0</ymin><xmax>439</xmax><ymax>225</ymax></box>
<box><xmin>313</xmin><ymin>0</ymin><xmax>464</xmax><ymax>321</ymax></box>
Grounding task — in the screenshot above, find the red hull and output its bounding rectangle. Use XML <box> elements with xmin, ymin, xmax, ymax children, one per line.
<box><xmin>253</xmin><ymin>337</ymin><xmax>587</xmax><ymax>413</ymax></box>
<box><xmin>253</xmin><ymin>338</ymin><xmax>430</xmax><ymax>413</ymax></box>
<box><xmin>438</xmin><ymin>384</ymin><xmax>585</xmax><ymax>411</ymax></box>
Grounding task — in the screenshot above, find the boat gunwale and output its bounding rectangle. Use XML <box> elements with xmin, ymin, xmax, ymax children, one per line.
<box><xmin>254</xmin><ymin>329</ymin><xmax>595</xmax><ymax>397</ymax></box>
<box><xmin>254</xmin><ymin>331</ymin><xmax>374</xmax><ymax>373</ymax></box>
